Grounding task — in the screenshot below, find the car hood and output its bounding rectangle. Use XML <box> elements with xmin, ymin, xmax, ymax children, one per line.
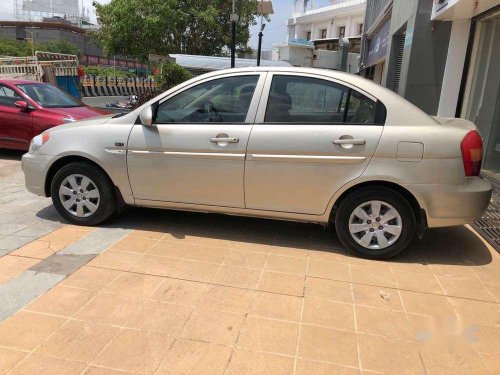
<box><xmin>45</xmin><ymin>114</ymin><xmax>115</xmax><ymax>133</ymax></box>
<box><xmin>42</xmin><ymin>105</ymin><xmax>111</xmax><ymax>120</ymax></box>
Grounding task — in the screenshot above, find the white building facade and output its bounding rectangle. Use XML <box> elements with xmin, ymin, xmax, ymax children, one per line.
<box><xmin>287</xmin><ymin>0</ymin><xmax>366</xmax><ymax>43</ymax></box>
<box><xmin>274</xmin><ymin>1</ymin><xmax>366</xmax><ymax>71</ymax></box>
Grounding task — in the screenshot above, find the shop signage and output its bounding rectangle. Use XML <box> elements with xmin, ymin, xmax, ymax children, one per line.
<box><xmin>434</xmin><ymin>0</ymin><xmax>449</xmax><ymax>13</ymax></box>
<box><xmin>366</xmin><ymin>18</ymin><xmax>390</xmax><ymax>68</ymax></box>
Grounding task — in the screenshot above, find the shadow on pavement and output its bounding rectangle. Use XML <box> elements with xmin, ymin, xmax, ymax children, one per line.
<box><xmin>36</xmin><ymin>203</ymin><xmax>493</xmax><ymax>267</ymax></box>
<box><xmin>0</xmin><ymin>150</ymin><xmax>24</xmax><ymax>161</ymax></box>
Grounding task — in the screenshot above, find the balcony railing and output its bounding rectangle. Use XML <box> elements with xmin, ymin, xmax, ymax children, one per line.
<box><xmin>292</xmin><ymin>0</ymin><xmax>366</xmax><ymax>18</ymax></box>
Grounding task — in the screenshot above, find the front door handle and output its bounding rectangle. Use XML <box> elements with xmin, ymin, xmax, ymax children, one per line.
<box><xmin>333</xmin><ymin>138</ymin><xmax>366</xmax><ymax>145</ymax></box>
<box><xmin>211</xmin><ymin>137</ymin><xmax>239</xmax><ymax>143</ymax></box>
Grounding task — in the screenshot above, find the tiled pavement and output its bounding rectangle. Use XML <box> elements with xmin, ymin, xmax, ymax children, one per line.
<box><xmin>1</xmin><ymin>151</ymin><xmax>500</xmax><ymax>374</ymax></box>
<box><xmin>0</xmin><ymin>151</ymin><xmax>65</xmax><ymax>256</ymax></box>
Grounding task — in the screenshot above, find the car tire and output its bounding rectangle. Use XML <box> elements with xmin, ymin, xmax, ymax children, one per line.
<box><xmin>335</xmin><ymin>187</ymin><xmax>416</xmax><ymax>259</ymax></box>
<box><xmin>50</xmin><ymin>162</ymin><xmax>116</xmax><ymax>226</ymax></box>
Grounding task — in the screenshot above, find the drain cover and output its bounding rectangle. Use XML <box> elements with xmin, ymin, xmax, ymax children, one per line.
<box><xmin>472</xmin><ymin>176</ymin><xmax>500</xmax><ymax>252</ymax></box>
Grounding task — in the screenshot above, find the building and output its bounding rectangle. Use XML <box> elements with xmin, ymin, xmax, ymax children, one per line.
<box><xmin>287</xmin><ymin>0</ymin><xmax>366</xmax><ymax>42</ymax></box>
<box><xmin>170</xmin><ymin>54</ymin><xmax>291</xmax><ymax>76</ymax></box>
<box><xmin>15</xmin><ymin>0</ymin><xmax>93</xmax><ymax>27</ymax></box>
<box><xmin>0</xmin><ymin>20</ymin><xmax>103</xmax><ymax>57</ymax></box>
<box><xmin>360</xmin><ymin>0</ymin><xmax>499</xmax><ymax>173</ymax></box>
<box><xmin>434</xmin><ymin>1</ymin><xmax>499</xmax><ymax>173</ymax></box>
<box><xmin>0</xmin><ymin>21</ymin><xmax>146</xmax><ymax>74</ymax></box>
<box><xmin>274</xmin><ymin>0</ymin><xmax>366</xmax><ymax>71</ymax></box>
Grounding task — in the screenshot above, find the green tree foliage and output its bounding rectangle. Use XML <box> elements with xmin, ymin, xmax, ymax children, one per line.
<box><xmin>93</xmin><ymin>0</ymin><xmax>258</xmax><ymax>60</ymax></box>
<box><xmin>134</xmin><ymin>61</ymin><xmax>192</xmax><ymax>108</ymax></box>
<box><xmin>42</xmin><ymin>40</ymin><xmax>82</xmax><ymax>57</ymax></box>
<box><xmin>0</xmin><ymin>39</ymin><xmax>32</xmax><ymax>57</ymax></box>
<box><xmin>82</xmin><ymin>66</ymin><xmax>134</xmax><ymax>77</ymax></box>
<box><xmin>93</xmin><ymin>0</ymin><xmax>180</xmax><ymax>61</ymax></box>
<box><xmin>0</xmin><ymin>38</ymin><xmax>82</xmax><ymax>58</ymax></box>
<box><xmin>157</xmin><ymin>61</ymin><xmax>192</xmax><ymax>89</ymax></box>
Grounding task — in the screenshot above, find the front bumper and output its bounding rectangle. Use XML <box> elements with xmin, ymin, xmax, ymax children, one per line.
<box><xmin>21</xmin><ymin>153</ymin><xmax>53</xmax><ymax>196</ymax></box>
<box><xmin>408</xmin><ymin>177</ymin><xmax>492</xmax><ymax>228</ymax></box>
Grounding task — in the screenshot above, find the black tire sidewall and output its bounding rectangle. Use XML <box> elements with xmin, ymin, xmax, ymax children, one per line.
<box><xmin>335</xmin><ymin>187</ymin><xmax>416</xmax><ymax>259</ymax></box>
<box><xmin>50</xmin><ymin>162</ymin><xmax>116</xmax><ymax>226</ymax></box>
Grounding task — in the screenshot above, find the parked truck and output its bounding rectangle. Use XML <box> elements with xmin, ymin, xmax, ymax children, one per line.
<box><xmin>0</xmin><ymin>51</ymin><xmax>81</xmax><ymax>99</ymax></box>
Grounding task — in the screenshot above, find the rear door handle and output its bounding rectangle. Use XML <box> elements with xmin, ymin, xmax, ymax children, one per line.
<box><xmin>211</xmin><ymin>137</ymin><xmax>239</xmax><ymax>143</ymax></box>
<box><xmin>333</xmin><ymin>139</ymin><xmax>366</xmax><ymax>145</ymax></box>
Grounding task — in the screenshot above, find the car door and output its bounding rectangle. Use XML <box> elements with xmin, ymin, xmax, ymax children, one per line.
<box><xmin>0</xmin><ymin>84</ymin><xmax>32</xmax><ymax>150</ymax></box>
<box><xmin>245</xmin><ymin>72</ymin><xmax>386</xmax><ymax>215</ymax></box>
<box><xmin>127</xmin><ymin>72</ymin><xmax>265</xmax><ymax>208</ymax></box>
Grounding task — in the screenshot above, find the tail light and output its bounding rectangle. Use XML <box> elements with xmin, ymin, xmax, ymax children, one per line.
<box><xmin>460</xmin><ymin>130</ymin><xmax>483</xmax><ymax>177</ymax></box>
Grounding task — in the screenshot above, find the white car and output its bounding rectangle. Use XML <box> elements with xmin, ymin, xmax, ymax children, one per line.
<box><xmin>22</xmin><ymin>67</ymin><xmax>492</xmax><ymax>259</ymax></box>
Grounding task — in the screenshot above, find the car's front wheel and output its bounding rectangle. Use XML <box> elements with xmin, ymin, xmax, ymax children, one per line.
<box><xmin>51</xmin><ymin>162</ymin><xmax>116</xmax><ymax>226</ymax></box>
<box><xmin>335</xmin><ymin>187</ymin><xmax>416</xmax><ymax>259</ymax></box>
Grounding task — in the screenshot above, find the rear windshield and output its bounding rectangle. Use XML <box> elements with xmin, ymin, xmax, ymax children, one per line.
<box><xmin>16</xmin><ymin>83</ymin><xmax>82</xmax><ymax>108</ymax></box>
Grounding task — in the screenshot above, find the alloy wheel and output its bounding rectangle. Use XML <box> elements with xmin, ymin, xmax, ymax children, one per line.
<box><xmin>348</xmin><ymin>200</ymin><xmax>403</xmax><ymax>250</ymax></box>
<box><xmin>58</xmin><ymin>174</ymin><xmax>100</xmax><ymax>218</ymax></box>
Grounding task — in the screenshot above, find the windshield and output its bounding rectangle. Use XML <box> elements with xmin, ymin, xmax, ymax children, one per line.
<box><xmin>16</xmin><ymin>83</ymin><xmax>82</xmax><ymax>108</ymax></box>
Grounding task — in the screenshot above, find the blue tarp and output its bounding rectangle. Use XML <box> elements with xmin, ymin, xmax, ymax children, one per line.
<box><xmin>56</xmin><ymin>76</ymin><xmax>81</xmax><ymax>99</ymax></box>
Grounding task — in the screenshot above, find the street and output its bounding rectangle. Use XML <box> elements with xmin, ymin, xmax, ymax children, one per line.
<box><xmin>0</xmin><ymin>150</ymin><xmax>500</xmax><ymax>374</ymax></box>
<box><xmin>82</xmin><ymin>96</ymin><xmax>130</xmax><ymax>109</ymax></box>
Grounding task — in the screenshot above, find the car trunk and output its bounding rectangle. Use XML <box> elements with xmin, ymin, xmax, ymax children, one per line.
<box><xmin>431</xmin><ymin>116</ymin><xmax>477</xmax><ymax>132</ymax></box>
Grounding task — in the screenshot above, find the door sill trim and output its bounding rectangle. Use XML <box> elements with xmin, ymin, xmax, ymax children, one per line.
<box><xmin>133</xmin><ymin>199</ymin><xmax>328</xmax><ymax>224</ymax></box>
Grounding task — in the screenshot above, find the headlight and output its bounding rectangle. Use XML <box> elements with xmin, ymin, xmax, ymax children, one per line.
<box><xmin>29</xmin><ymin>132</ymin><xmax>50</xmax><ymax>154</ymax></box>
<box><xmin>61</xmin><ymin>117</ymin><xmax>76</xmax><ymax>123</ymax></box>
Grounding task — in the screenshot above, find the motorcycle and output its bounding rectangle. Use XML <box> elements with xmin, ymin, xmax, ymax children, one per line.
<box><xmin>105</xmin><ymin>95</ymin><xmax>138</xmax><ymax>110</ymax></box>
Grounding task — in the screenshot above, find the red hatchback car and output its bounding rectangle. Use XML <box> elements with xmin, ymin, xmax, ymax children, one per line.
<box><xmin>0</xmin><ymin>79</ymin><xmax>109</xmax><ymax>151</ymax></box>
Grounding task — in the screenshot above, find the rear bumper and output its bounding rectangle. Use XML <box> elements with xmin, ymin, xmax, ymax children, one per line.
<box><xmin>408</xmin><ymin>177</ymin><xmax>492</xmax><ymax>228</ymax></box>
<box><xmin>21</xmin><ymin>153</ymin><xmax>52</xmax><ymax>196</ymax></box>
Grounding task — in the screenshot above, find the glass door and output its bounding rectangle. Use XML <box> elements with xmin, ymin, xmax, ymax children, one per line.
<box><xmin>464</xmin><ymin>12</ymin><xmax>500</xmax><ymax>173</ymax></box>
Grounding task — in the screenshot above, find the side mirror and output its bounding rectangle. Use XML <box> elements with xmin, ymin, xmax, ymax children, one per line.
<box><xmin>15</xmin><ymin>100</ymin><xmax>28</xmax><ymax>109</ymax></box>
<box><xmin>139</xmin><ymin>106</ymin><xmax>153</xmax><ymax>127</ymax></box>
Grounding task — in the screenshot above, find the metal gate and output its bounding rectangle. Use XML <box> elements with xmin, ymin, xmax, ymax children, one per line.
<box><xmin>393</xmin><ymin>34</ymin><xmax>406</xmax><ymax>93</ymax></box>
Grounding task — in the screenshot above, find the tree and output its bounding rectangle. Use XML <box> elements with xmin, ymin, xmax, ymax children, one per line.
<box><xmin>93</xmin><ymin>0</ymin><xmax>258</xmax><ymax>60</ymax></box>
<box><xmin>41</xmin><ymin>40</ymin><xmax>82</xmax><ymax>57</ymax></box>
<box><xmin>0</xmin><ymin>38</ymin><xmax>82</xmax><ymax>58</ymax></box>
<box><xmin>0</xmin><ymin>39</ymin><xmax>32</xmax><ymax>57</ymax></box>
<box><xmin>157</xmin><ymin>61</ymin><xmax>192</xmax><ymax>89</ymax></box>
<box><xmin>93</xmin><ymin>0</ymin><xmax>180</xmax><ymax>61</ymax></box>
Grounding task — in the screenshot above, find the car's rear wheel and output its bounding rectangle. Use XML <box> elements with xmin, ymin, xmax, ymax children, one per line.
<box><xmin>335</xmin><ymin>187</ymin><xmax>416</xmax><ymax>259</ymax></box>
<box><xmin>51</xmin><ymin>162</ymin><xmax>116</xmax><ymax>226</ymax></box>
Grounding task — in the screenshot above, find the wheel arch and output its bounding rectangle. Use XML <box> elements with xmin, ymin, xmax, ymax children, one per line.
<box><xmin>329</xmin><ymin>180</ymin><xmax>427</xmax><ymax>229</ymax></box>
<box><xmin>44</xmin><ymin>155</ymin><xmax>126</xmax><ymax>211</ymax></box>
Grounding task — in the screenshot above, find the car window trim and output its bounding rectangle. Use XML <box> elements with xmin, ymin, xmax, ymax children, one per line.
<box><xmin>342</xmin><ymin>89</ymin><xmax>352</xmax><ymax>123</ymax></box>
<box><xmin>153</xmin><ymin>72</ymin><xmax>266</xmax><ymax>125</ymax></box>
<box><xmin>255</xmin><ymin>72</ymin><xmax>385</xmax><ymax>126</ymax></box>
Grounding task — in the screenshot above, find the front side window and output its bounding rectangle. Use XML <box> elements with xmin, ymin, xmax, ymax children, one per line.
<box><xmin>264</xmin><ymin>75</ymin><xmax>384</xmax><ymax>124</ymax></box>
<box><xmin>16</xmin><ymin>83</ymin><xmax>81</xmax><ymax>108</ymax></box>
<box><xmin>0</xmin><ymin>85</ymin><xmax>23</xmax><ymax>108</ymax></box>
<box><xmin>155</xmin><ymin>75</ymin><xmax>258</xmax><ymax>124</ymax></box>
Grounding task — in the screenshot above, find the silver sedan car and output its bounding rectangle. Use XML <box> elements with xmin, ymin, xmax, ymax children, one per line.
<box><xmin>22</xmin><ymin>67</ymin><xmax>492</xmax><ymax>259</ymax></box>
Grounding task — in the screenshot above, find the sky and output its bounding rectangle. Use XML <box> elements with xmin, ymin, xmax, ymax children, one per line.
<box><xmin>0</xmin><ymin>0</ymin><xmax>291</xmax><ymax>50</ymax></box>
<box><xmin>249</xmin><ymin>0</ymin><xmax>291</xmax><ymax>50</ymax></box>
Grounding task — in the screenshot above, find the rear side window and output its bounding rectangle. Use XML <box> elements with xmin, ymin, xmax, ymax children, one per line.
<box><xmin>264</xmin><ymin>75</ymin><xmax>386</xmax><ymax>125</ymax></box>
